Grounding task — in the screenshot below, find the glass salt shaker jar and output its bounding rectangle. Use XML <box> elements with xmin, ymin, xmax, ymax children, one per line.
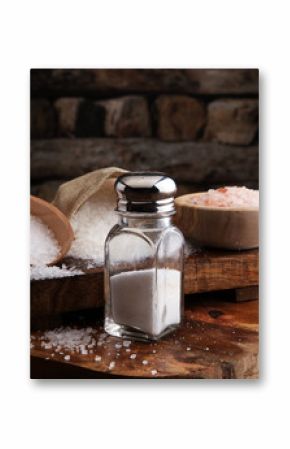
<box><xmin>104</xmin><ymin>172</ymin><xmax>184</xmax><ymax>341</ymax></box>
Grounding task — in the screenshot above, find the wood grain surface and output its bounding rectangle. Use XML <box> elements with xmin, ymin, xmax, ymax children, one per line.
<box><xmin>30</xmin><ymin>294</ymin><xmax>259</xmax><ymax>379</ymax></box>
<box><xmin>31</xmin><ymin>248</ymin><xmax>259</xmax><ymax>329</ymax></box>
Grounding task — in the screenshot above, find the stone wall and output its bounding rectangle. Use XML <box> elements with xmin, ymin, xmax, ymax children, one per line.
<box><xmin>31</xmin><ymin>69</ymin><xmax>259</xmax><ymax>201</ymax></box>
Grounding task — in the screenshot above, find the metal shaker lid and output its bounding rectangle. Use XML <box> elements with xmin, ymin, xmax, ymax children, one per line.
<box><xmin>115</xmin><ymin>172</ymin><xmax>177</xmax><ymax>215</ymax></box>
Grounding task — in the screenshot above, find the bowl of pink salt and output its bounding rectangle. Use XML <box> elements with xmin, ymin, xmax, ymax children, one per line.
<box><xmin>30</xmin><ymin>196</ymin><xmax>74</xmax><ymax>265</ymax></box>
<box><xmin>175</xmin><ymin>186</ymin><xmax>259</xmax><ymax>250</ymax></box>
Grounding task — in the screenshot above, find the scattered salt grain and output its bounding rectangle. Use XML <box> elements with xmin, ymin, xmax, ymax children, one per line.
<box><xmin>152</xmin><ymin>350</ymin><xmax>157</xmax><ymax>354</ymax></box>
<box><xmin>115</xmin><ymin>343</ymin><xmax>122</xmax><ymax>349</ymax></box>
<box><xmin>205</xmin><ymin>347</ymin><xmax>210</xmax><ymax>351</ymax></box>
<box><xmin>126</xmin><ymin>348</ymin><xmax>131</xmax><ymax>353</ymax></box>
<box><xmin>130</xmin><ymin>353</ymin><xmax>137</xmax><ymax>360</ymax></box>
<box><xmin>142</xmin><ymin>360</ymin><xmax>148</xmax><ymax>365</ymax></box>
<box><xmin>151</xmin><ymin>370</ymin><xmax>158</xmax><ymax>376</ymax></box>
<box><xmin>64</xmin><ymin>355</ymin><xmax>70</xmax><ymax>361</ymax></box>
<box><xmin>109</xmin><ymin>361</ymin><xmax>115</xmax><ymax>370</ymax></box>
<box><xmin>95</xmin><ymin>355</ymin><xmax>102</xmax><ymax>362</ymax></box>
<box><xmin>186</xmin><ymin>347</ymin><xmax>191</xmax><ymax>351</ymax></box>
<box><xmin>123</xmin><ymin>340</ymin><xmax>131</xmax><ymax>348</ymax></box>
<box><xmin>30</xmin><ymin>215</ymin><xmax>60</xmax><ymax>266</ymax></box>
<box><xmin>192</xmin><ymin>186</ymin><xmax>259</xmax><ymax>208</ymax></box>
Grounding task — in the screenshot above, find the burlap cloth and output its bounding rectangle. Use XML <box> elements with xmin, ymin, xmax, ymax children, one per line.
<box><xmin>53</xmin><ymin>167</ymin><xmax>127</xmax><ymax>218</ymax></box>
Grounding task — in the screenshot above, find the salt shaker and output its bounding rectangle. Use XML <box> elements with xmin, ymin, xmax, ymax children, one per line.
<box><xmin>104</xmin><ymin>172</ymin><xmax>184</xmax><ymax>341</ymax></box>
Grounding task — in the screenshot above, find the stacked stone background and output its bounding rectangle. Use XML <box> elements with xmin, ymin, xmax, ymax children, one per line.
<box><xmin>31</xmin><ymin>69</ymin><xmax>259</xmax><ymax>201</ymax></box>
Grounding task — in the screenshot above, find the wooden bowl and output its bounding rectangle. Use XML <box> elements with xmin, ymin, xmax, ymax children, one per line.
<box><xmin>30</xmin><ymin>195</ymin><xmax>74</xmax><ymax>265</ymax></box>
<box><xmin>175</xmin><ymin>193</ymin><xmax>259</xmax><ymax>250</ymax></box>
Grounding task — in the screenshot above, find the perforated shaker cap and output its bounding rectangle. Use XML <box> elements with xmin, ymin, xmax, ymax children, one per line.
<box><xmin>115</xmin><ymin>172</ymin><xmax>177</xmax><ymax>215</ymax></box>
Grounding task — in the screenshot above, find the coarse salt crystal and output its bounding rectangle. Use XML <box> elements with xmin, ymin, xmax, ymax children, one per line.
<box><xmin>115</xmin><ymin>343</ymin><xmax>122</xmax><ymax>349</ymax></box>
<box><xmin>95</xmin><ymin>355</ymin><xmax>102</xmax><ymax>362</ymax></box>
<box><xmin>122</xmin><ymin>340</ymin><xmax>131</xmax><ymax>347</ymax></box>
<box><xmin>109</xmin><ymin>361</ymin><xmax>115</xmax><ymax>370</ymax></box>
<box><xmin>68</xmin><ymin>193</ymin><xmax>117</xmax><ymax>264</ymax></box>
<box><xmin>130</xmin><ymin>353</ymin><xmax>137</xmax><ymax>359</ymax></box>
<box><xmin>64</xmin><ymin>355</ymin><xmax>70</xmax><ymax>361</ymax></box>
<box><xmin>186</xmin><ymin>347</ymin><xmax>191</xmax><ymax>351</ymax></box>
<box><xmin>142</xmin><ymin>360</ymin><xmax>148</xmax><ymax>365</ymax></box>
<box><xmin>30</xmin><ymin>215</ymin><xmax>60</xmax><ymax>266</ymax></box>
<box><xmin>151</xmin><ymin>369</ymin><xmax>158</xmax><ymax>376</ymax></box>
<box><xmin>41</xmin><ymin>326</ymin><xmax>95</xmax><ymax>352</ymax></box>
<box><xmin>192</xmin><ymin>186</ymin><xmax>259</xmax><ymax>208</ymax></box>
<box><xmin>30</xmin><ymin>264</ymin><xmax>84</xmax><ymax>281</ymax></box>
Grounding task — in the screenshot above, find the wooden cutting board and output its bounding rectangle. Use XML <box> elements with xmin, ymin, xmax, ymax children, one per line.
<box><xmin>31</xmin><ymin>247</ymin><xmax>258</xmax><ymax>329</ymax></box>
<box><xmin>30</xmin><ymin>293</ymin><xmax>259</xmax><ymax>379</ymax></box>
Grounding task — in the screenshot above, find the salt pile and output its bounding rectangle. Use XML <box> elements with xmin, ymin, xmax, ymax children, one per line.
<box><xmin>41</xmin><ymin>327</ymin><xmax>96</xmax><ymax>352</ymax></box>
<box><xmin>30</xmin><ymin>214</ymin><xmax>83</xmax><ymax>280</ymax></box>
<box><xmin>30</xmin><ymin>264</ymin><xmax>83</xmax><ymax>281</ymax></box>
<box><xmin>30</xmin><ymin>215</ymin><xmax>60</xmax><ymax>265</ymax></box>
<box><xmin>68</xmin><ymin>195</ymin><xmax>117</xmax><ymax>264</ymax></box>
<box><xmin>192</xmin><ymin>186</ymin><xmax>259</xmax><ymax>208</ymax></box>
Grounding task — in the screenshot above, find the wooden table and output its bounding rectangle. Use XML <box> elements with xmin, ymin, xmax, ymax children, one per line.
<box><xmin>31</xmin><ymin>292</ymin><xmax>259</xmax><ymax>379</ymax></box>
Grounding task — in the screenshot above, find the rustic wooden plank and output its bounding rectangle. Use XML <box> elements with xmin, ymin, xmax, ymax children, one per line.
<box><xmin>31</xmin><ymin>248</ymin><xmax>259</xmax><ymax>328</ymax></box>
<box><xmin>30</xmin><ymin>295</ymin><xmax>259</xmax><ymax>379</ymax></box>
<box><xmin>30</xmin><ymin>138</ymin><xmax>258</xmax><ymax>185</ymax></box>
<box><xmin>234</xmin><ymin>286</ymin><xmax>259</xmax><ymax>302</ymax></box>
<box><xmin>183</xmin><ymin>249</ymin><xmax>259</xmax><ymax>294</ymax></box>
<box><xmin>31</xmin><ymin>69</ymin><xmax>258</xmax><ymax>96</ymax></box>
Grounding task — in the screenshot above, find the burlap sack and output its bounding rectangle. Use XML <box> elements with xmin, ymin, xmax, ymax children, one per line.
<box><xmin>53</xmin><ymin>166</ymin><xmax>127</xmax><ymax>218</ymax></box>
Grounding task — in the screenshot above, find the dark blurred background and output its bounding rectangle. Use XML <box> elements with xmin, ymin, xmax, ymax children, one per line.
<box><xmin>30</xmin><ymin>69</ymin><xmax>258</xmax><ymax>201</ymax></box>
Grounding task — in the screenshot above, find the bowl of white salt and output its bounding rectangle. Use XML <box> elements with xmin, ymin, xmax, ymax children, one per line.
<box><xmin>30</xmin><ymin>196</ymin><xmax>74</xmax><ymax>265</ymax></box>
<box><xmin>175</xmin><ymin>186</ymin><xmax>259</xmax><ymax>250</ymax></box>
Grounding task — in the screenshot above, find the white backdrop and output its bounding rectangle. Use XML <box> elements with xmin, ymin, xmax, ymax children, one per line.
<box><xmin>0</xmin><ymin>0</ymin><xmax>288</xmax><ymax>448</ymax></box>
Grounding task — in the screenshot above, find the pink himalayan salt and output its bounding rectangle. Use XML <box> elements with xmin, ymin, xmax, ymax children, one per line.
<box><xmin>192</xmin><ymin>186</ymin><xmax>259</xmax><ymax>208</ymax></box>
